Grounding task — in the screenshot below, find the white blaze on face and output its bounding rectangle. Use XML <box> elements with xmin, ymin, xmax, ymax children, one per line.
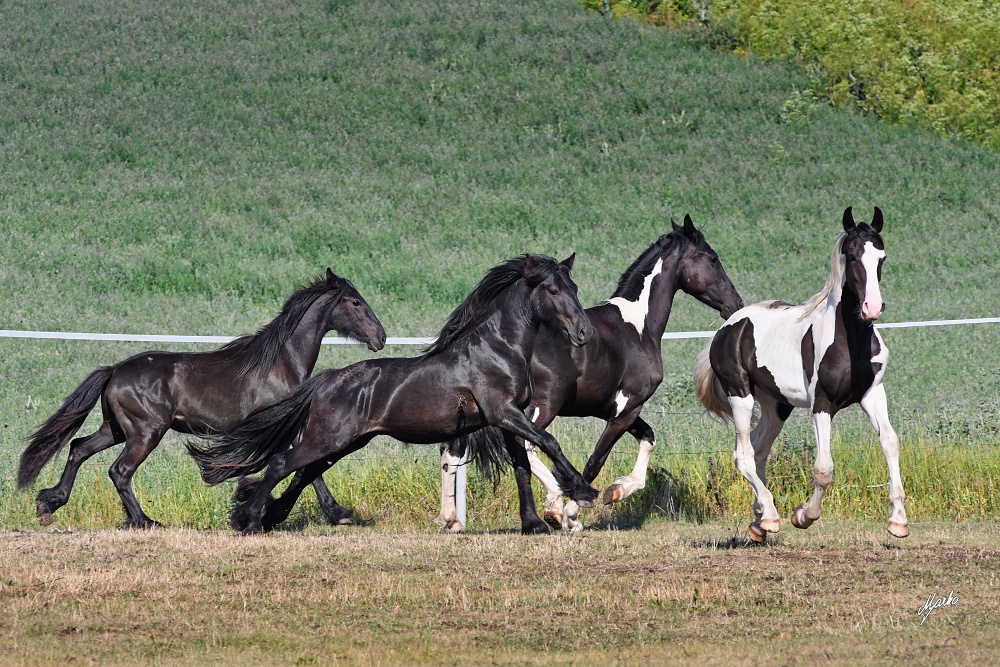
<box><xmin>860</xmin><ymin>241</ymin><xmax>885</xmax><ymax>321</ymax></box>
<box><xmin>607</xmin><ymin>258</ymin><xmax>663</xmax><ymax>335</ymax></box>
<box><xmin>614</xmin><ymin>390</ymin><xmax>629</xmax><ymax>417</ymax></box>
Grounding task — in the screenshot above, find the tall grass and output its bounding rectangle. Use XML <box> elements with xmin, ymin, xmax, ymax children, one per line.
<box><xmin>0</xmin><ymin>0</ymin><xmax>997</xmax><ymax>529</ymax></box>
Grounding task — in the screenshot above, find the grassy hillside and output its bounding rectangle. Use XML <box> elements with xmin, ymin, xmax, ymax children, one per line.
<box><xmin>1</xmin><ymin>0</ymin><xmax>998</xmax><ymax>528</ymax></box>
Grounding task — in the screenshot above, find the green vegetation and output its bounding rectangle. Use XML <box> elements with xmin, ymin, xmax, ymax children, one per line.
<box><xmin>587</xmin><ymin>0</ymin><xmax>1000</xmax><ymax>149</ymax></box>
<box><xmin>1</xmin><ymin>0</ymin><xmax>998</xmax><ymax>531</ymax></box>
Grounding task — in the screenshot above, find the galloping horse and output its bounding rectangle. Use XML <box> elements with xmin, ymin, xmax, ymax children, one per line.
<box><xmin>18</xmin><ymin>269</ymin><xmax>386</xmax><ymax>528</ymax></box>
<box><xmin>438</xmin><ymin>215</ymin><xmax>744</xmax><ymax>532</ymax></box>
<box><xmin>187</xmin><ymin>254</ymin><xmax>599</xmax><ymax>535</ymax></box>
<box><xmin>695</xmin><ymin>207</ymin><xmax>908</xmax><ymax>542</ymax></box>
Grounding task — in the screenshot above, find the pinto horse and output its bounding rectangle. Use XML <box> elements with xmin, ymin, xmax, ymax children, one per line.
<box><xmin>187</xmin><ymin>254</ymin><xmax>599</xmax><ymax>535</ymax></box>
<box><xmin>695</xmin><ymin>207</ymin><xmax>908</xmax><ymax>542</ymax></box>
<box><xmin>18</xmin><ymin>269</ymin><xmax>386</xmax><ymax>529</ymax></box>
<box><xmin>437</xmin><ymin>215</ymin><xmax>744</xmax><ymax>532</ymax></box>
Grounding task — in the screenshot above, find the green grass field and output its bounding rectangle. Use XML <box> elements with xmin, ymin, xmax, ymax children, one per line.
<box><xmin>1</xmin><ymin>0</ymin><xmax>999</xmax><ymax>534</ymax></box>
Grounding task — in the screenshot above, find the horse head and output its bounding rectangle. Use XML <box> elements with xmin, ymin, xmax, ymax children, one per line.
<box><xmin>840</xmin><ymin>207</ymin><xmax>886</xmax><ymax>322</ymax></box>
<box><xmin>324</xmin><ymin>268</ymin><xmax>387</xmax><ymax>351</ymax></box>
<box><xmin>527</xmin><ymin>254</ymin><xmax>591</xmax><ymax>347</ymax></box>
<box><xmin>671</xmin><ymin>214</ymin><xmax>744</xmax><ymax>319</ymax></box>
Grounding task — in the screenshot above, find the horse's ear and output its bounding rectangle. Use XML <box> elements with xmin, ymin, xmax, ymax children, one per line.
<box><xmin>683</xmin><ymin>213</ymin><xmax>696</xmax><ymax>237</ymax></box>
<box><xmin>326</xmin><ymin>267</ymin><xmax>342</xmax><ymax>287</ymax></box>
<box><xmin>560</xmin><ymin>253</ymin><xmax>576</xmax><ymax>270</ymax></box>
<box><xmin>671</xmin><ymin>218</ymin><xmax>681</xmax><ymax>232</ymax></box>
<box><xmin>872</xmin><ymin>206</ymin><xmax>884</xmax><ymax>232</ymax></box>
<box><xmin>842</xmin><ymin>206</ymin><xmax>856</xmax><ymax>232</ymax></box>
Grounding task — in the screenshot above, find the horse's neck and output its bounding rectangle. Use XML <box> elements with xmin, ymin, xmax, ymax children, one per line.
<box><xmin>273</xmin><ymin>297</ymin><xmax>329</xmax><ymax>384</ymax></box>
<box><xmin>837</xmin><ymin>289</ymin><xmax>875</xmax><ymax>355</ymax></box>
<box><xmin>493</xmin><ymin>282</ymin><xmax>543</xmax><ymax>361</ymax></box>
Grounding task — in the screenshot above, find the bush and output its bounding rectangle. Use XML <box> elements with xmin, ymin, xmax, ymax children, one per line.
<box><xmin>585</xmin><ymin>0</ymin><xmax>1000</xmax><ymax>149</ymax></box>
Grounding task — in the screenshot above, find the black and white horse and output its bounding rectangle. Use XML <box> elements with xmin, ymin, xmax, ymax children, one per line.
<box><xmin>695</xmin><ymin>207</ymin><xmax>908</xmax><ymax>542</ymax></box>
<box><xmin>439</xmin><ymin>216</ymin><xmax>744</xmax><ymax>532</ymax></box>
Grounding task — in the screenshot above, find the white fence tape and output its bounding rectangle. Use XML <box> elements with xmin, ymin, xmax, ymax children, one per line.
<box><xmin>1</xmin><ymin>317</ymin><xmax>997</xmax><ymax>345</ymax></box>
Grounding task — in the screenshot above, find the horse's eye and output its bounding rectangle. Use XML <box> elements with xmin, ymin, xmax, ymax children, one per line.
<box><xmin>548</xmin><ymin>287</ymin><xmax>559</xmax><ymax>296</ymax></box>
<box><xmin>353</xmin><ymin>299</ymin><xmax>361</xmax><ymax>306</ymax></box>
<box><xmin>710</xmin><ymin>255</ymin><xmax>718</xmax><ymax>264</ymax></box>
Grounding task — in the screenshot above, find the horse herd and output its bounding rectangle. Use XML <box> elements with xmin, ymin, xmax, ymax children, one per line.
<box><xmin>17</xmin><ymin>207</ymin><xmax>907</xmax><ymax>542</ymax></box>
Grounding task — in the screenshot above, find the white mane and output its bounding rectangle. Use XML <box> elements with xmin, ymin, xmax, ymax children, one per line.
<box><xmin>798</xmin><ymin>232</ymin><xmax>847</xmax><ymax>321</ymax></box>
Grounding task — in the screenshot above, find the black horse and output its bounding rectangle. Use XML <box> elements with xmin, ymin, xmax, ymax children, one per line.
<box><xmin>18</xmin><ymin>269</ymin><xmax>386</xmax><ymax>529</ymax></box>
<box><xmin>187</xmin><ymin>254</ymin><xmax>598</xmax><ymax>535</ymax></box>
<box><xmin>439</xmin><ymin>215</ymin><xmax>744</xmax><ymax>531</ymax></box>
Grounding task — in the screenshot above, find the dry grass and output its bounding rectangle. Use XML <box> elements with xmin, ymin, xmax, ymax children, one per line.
<box><xmin>1</xmin><ymin>521</ymin><xmax>998</xmax><ymax>666</ymax></box>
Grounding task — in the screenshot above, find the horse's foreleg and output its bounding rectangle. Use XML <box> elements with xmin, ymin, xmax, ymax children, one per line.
<box><xmin>791</xmin><ymin>410</ymin><xmax>834</xmax><ymax>532</ymax></box>
<box><xmin>860</xmin><ymin>384</ymin><xmax>908</xmax><ymax>538</ymax></box>
<box><xmin>501</xmin><ymin>430</ymin><xmax>550</xmax><ymax>535</ymax></box>
<box><xmin>495</xmin><ymin>409</ymin><xmax>598</xmax><ymax>508</ymax></box>
<box><xmin>258</xmin><ymin>461</ymin><xmax>333</xmax><ymax>530</ymax></box>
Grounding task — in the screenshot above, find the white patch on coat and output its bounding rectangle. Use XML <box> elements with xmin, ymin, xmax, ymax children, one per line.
<box><xmin>614</xmin><ymin>390</ymin><xmax>629</xmax><ymax>417</ymax></box>
<box><xmin>531</xmin><ymin>407</ymin><xmax>540</xmax><ymax>423</ymax></box>
<box><xmin>606</xmin><ymin>258</ymin><xmax>663</xmax><ymax>335</ymax></box>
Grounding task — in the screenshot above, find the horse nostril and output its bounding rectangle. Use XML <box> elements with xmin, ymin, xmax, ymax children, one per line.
<box><xmin>738</xmin><ymin>300</ymin><xmax>744</xmax><ymax>308</ymax></box>
<box><xmin>579</xmin><ymin>328</ymin><xmax>587</xmax><ymax>340</ymax></box>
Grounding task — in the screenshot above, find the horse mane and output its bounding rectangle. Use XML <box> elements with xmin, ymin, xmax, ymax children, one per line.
<box><xmin>799</xmin><ymin>232</ymin><xmax>847</xmax><ymax>320</ymax></box>
<box><xmin>422</xmin><ymin>254</ymin><xmax>564</xmax><ymax>357</ymax></box>
<box><xmin>220</xmin><ymin>274</ymin><xmax>345</xmax><ymax>378</ymax></box>
<box><xmin>611</xmin><ymin>229</ymin><xmax>692</xmax><ymax>300</ymax></box>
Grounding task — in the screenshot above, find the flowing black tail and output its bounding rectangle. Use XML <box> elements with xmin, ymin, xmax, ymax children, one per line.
<box><xmin>186</xmin><ymin>374</ymin><xmax>324</xmax><ymax>485</ymax></box>
<box><xmin>18</xmin><ymin>366</ymin><xmax>115</xmax><ymax>489</ymax></box>
<box><xmin>452</xmin><ymin>425</ymin><xmax>511</xmax><ymax>489</ymax></box>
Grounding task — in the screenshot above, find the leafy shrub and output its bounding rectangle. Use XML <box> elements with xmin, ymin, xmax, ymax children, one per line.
<box><xmin>584</xmin><ymin>0</ymin><xmax>1000</xmax><ymax>149</ymax></box>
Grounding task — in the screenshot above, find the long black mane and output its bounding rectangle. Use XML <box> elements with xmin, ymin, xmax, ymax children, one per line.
<box><xmin>611</xmin><ymin>228</ymin><xmax>695</xmax><ymax>301</ymax></box>
<box><xmin>423</xmin><ymin>254</ymin><xmax>565</xmax><ymax>357</ymax></box>
<box><xmin>221</xmin><ymin>274</ymin><xmax>346</xmax><ymax>378</ymax></box>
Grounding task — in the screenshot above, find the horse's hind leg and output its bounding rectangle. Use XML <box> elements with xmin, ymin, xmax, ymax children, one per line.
<box><xmin>749</xmin><ymin>396</ymin><xmax>790</xmax><ymax>538</ymax></box>
<box><xmin>437</xmin><ymin>442</ymin><xmax>465</xmax><ymax>532</ymax></box>
<box><xmin>600</xmin><ymin>412</ymin><xmax>654</xmax><ymax>506</ymax></box>
<box><xmin>258</xmin><ymin>462</ymin><xmax>337</xmax><ymax>530</ymax></box>
<box><xmin>729</xmin><ymin>394</ymin><xmax>780</xmax><ymax>542</ymax></box>
<box><xmin>36</xmin><ymin>422</ymin><xmax>119</xmax><ymax>525</ymax></box>
<box><xmin>108</xmin><ymin>424</ymin><xmax>168</xmax><ymax>529</ymax></box>
<box><xmin>311</xmin><ymin>475</ymin><xmax>354</xmax><ymax>526</ymax></box>
<box><xmin>860</xmin><ymin>384</ymin><xmax>908</xmax><ymax>538</ymax></box>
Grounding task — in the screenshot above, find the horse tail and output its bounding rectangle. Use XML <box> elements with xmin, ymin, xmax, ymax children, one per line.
<box><xmin>694</xmin><ymin>341</ymin><xmax>732</xmax><ymax>421</ymax></box>
<box><xmin>458</xmin><ymin>426</ymin><xmax>511</xmax><ymax>489</ymax></box>
<box><xmin>18</xmin><ymin>366</ymin><xmax>115</xmax><ymax>489</ymax></box>
<box><xmin>186</xmin><ymin>374</ymin><xmax>325</xmax><ymax>485</ymax></box>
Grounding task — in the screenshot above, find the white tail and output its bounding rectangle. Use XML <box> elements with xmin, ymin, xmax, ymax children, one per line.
<box><xmin>694</xmin><ymin>341</ymin><xmax>731</xmax><ymax>421</ymax></box>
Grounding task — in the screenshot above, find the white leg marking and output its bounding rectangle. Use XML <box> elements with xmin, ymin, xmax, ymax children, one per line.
<box><xmin>613</xmin><ymin>391</ymin><xmax>629</xmax><ymax>418</ymax></box>
<box><xmin>861</xmin><ymin>383</ymin><xmax>908</xmax><ymax>536</ymax></box>
<box><xmin>731</xmin><ymin>395</ymin><xmax>780</xmax><ymax>530</ymax></box>
<box><xmin>437</xmin><ymin>449</ymin><xmax>464</xmax><ymax>532</ymax></box>
<box><xmin>563</xmin><ymin>499</ymin><xmax>582</xmax><ymax>532</ymax></box>
<box><xmin>606</xmin><ymin>258</ymin><xmax>663</xmax><ymax>335</ymax></box>
<box><xmin>606</xmin><ymin>436</ymin><xmax>655</xmax><ymax>504</ymax></box>
<box><xmin>794</xmin><ymin>412</ymin><xmax>833</xmax><ymax>529</ymax></box>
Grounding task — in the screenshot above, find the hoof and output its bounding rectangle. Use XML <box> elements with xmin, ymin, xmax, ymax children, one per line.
<box><xmin>574</xmin><ymin>497</ymin><xmax>594</xmax><ymax>509</ymax></box>
<box><xmin>747</xmin><ymin>523</ymin><xmax>767</xmax><ymax>544</ymax></box>
<box><xmin>790</xmin><ymin>506</ymin><xmax>815</xmax><ymax>530</ymax></box>
<box><xmin>443</xmin><ymin>520</ymin><xmax>465</xmax><ymax>534</ymax></box>
<box><xmin>522</xmin><ymin>519</ymin><xmax>552</xmax><ymax>536</ymax></box>
<box><xmin>602</xmin><ymin>484</ymin><xmax>624</xmax><ymax>505</ymax></box>
<box><xmin>324</xmin><ymin>506</ymin><xmax>355</xmax><ymax>527</ymax></box>
<box><xmin>543</xmin><ymin>510</ymin><xmax>563</xmax><ymax>531</ymax></box>
<box><xmin>38</xmin><ymin>512</ymin><xmax>55</xmax><ymax>527</ymax></box>
<box><xmin>759</xmin><ymin>518</ymin><xmax>780</xmax><ymax>534</ymax></box>
<box><xmin>887</xmin><ymin>522</ymin><xmax>909</xmax><ymax>538</ymax></box>
<box><xmin>125</xmin><ymin>519</ymin><xmax>164</xmax><ymax>530</ymax></box>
